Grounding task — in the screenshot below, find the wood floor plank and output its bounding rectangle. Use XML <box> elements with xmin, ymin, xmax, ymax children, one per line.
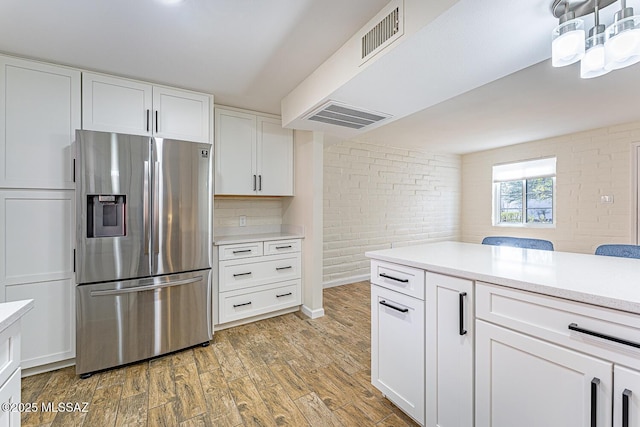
<box><xmin>82</xmin><ymin>384</ymin><xmax>122</xmax><ymax>427</ymax></box>
<box><xmin>22</xmin><ymin>367</ymin><xmax>77</xmax><ymax>427</ymax></box>
<box><xmin>179</xmin><ymin>413</ymin><xmax>214</xmax><ymax>427</ymax></box>
<box><xmin>147</xmin><ymin>402</ymin><xmax>179</xmax><ymax>427</ymax></box>
<box><xmin>148</xmin><ymin>368</ymin><xmax>175</xmax><ymax>409</ymax></box>
<box><xmin>333</xmin><ymin>403</ymin><xmax>375</xmax><ymax>426</ymax></box>
<box><xmin>96</xmin><ymin>366</ymin><xmax>126</xmax><ymax>389</ymax></box>
<box><xmin>174</xmin><ymin>363</ymin><xmax>207</xmax><ymax>421</ymax></box>
<box><xmin>199</xmin><ymin>369</ymin><xmax>241</xmax><ymax>423</ymax></box>
<box><xmin>121</xmin><ymin>363</ymin><xmax>148</xmax><ymax>399</ymax></box>
<box><xmin>288</xmin><ymin>360</ymin><xmax>350</xmax><ymax>411</ymax></box>
<box><xmin>246</xmin><ymin>364</ymin><xmax>279</xmax><ymax>390</ymax></box>
<box><xmin>227</xmin><ymin>375</ymin><xmax>277</xmax><ymax>427</ymax></box>
<box><xmin>294</xmin><ymin>392</ymin><xmax>344</xmax><ymax>427</ymax></box>
<box><xmin>193</xmin><ymin>344</ymin><xmax>220</xmax><ymax>374</ymax></box>
<box><xmin>114</xmin><ymin>392</ymin><xmax>147</xmax><ymax>427</ymax></box>
<box><xmin>268</xmin><ymin>362</ymin><xmax>310</xmax><ymax>401</ymax></box>
<box><xmin>212</xmin><ymin>339</ymin><xmax>248</xmax><ymax>382</ymax></box>
<box><xmin>259</xmin><ymin>384</ymin><xmax>310</xmax><ymax>427</ymax></box>
<box><xmin>376</xmin><ymin>412</ymin><xmax>412</xmax><ymax>427</ymax></box>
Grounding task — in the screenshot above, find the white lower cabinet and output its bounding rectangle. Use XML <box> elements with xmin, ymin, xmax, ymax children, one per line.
<box><xmin>371</xmin><ymin>284</ymin><xmax>424</xmax><ymax>425</ymax></box>
<box><xmin>614</xmin><ymin>365</ymin><xmax>640</xmax><ymax>427</ymax></box>
<box><xmin>216</xmin><ymin>238</ymin><xmax>302</xmax><ymax>326</ymax></box>
<box><xmin>426</xmin><ymin>272</ymin><xmax>474</xmax><ymax>427</ymax></box>
<box><xmin>476</xmin><ymin>319</ymin><xmax>612</xmax><ymax>427</ymax></box>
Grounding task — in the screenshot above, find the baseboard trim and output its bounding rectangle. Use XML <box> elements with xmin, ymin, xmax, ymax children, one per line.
<box><xmin>301</xmin><ymin>305</ymin><xmax>325</xmax><ymax>319</ymax></box>
<box><xmin>214</xmin><ymin>306</ymin><xmax>300</xmax><ymax>331</ymax></box>
<box><xmin>22</xmin><ymin>358</ymin><xmax>75</xmax><ymax>377</ymax></box>
<box><xmin>323</xmin><ymin>274</ymin><xmax>370</xmax><ymax>289</ymax></box>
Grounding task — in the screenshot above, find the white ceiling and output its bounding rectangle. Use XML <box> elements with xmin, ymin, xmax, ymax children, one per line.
<box><xmin>0</xmin><ymin>0</ymin><xmax>389</xmax><ymax>114</ymax></box>
<box><xmin>1</xmin><ymin>0</ymin><xmax>640</xmax><ymax>154</ymax></box>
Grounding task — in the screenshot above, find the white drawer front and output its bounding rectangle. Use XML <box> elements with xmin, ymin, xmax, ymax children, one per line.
<box><xmin>0</xmin><ymin>322</ymin><xmax>20</xmax><ymax>390</ymax></box>
<box><xmin>370</xmin><ymin>260</ymin><xmax>425</xmax><ymax>300</ymax></box>
<box><xmin>476</xmin><ymin>282</ymin><xmax>640</xmax><ymax>370</ymax></box>
<box><xmin>219</xmin><ymin>242</ymin><xmax>263</xmax><ymax>261</ymax></box>
<box><xmin>219</xmin><ymin>253</ymin><xmax>301</xmax><ymax>292</ymax></box>
<box><xmin>219</xmin><ymin>281</ymin><xmax>301</xmax><ymax>323</ymax></box>
<box><xmin>264</xmin><ymin>239</ymin><xmax>301</xmax><ymax>255</ymax></box>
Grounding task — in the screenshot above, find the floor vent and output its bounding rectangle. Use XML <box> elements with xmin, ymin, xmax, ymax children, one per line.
<box><xmin>360</xmin><ymin>0</ymin><xmax>404</xmax><ymax>64</ymax></box>
<box><xmin>304</xmin><ymin>101</ymin><xmax>391</xmax><ymax>130</ymax></box>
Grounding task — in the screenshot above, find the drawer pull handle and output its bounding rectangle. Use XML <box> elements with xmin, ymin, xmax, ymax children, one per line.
<box><xmin>276</xmin><ymin>245</ymin><xmax>292</xmax><ymax>249</ymax></box>
<box><xmin>276</xmin><ymin>292</ymin><xmax>292</xmax><ymax>298</ymax></box>
<box><xmin>233</xmin><ymin>272</ymin><xmax>252</xmax><ymax>277</ymax></box>
<box><xmin>379</xmin><ymin>300</ymin><xmax>409</xmax><ymax>313</ymax></box>
<box><xmin>232</xmin><ymin>249</ymin><xmax>252</xmax><ymax>254</ymax></box>
<box><xmin>233</xmin><ymin>302</ymin><xmax>252</xmax><ymax>308</ymax></box>
<box><xmin>623</xmin><ymin>389</ymin><xmax>632</xmax><ymax>427</ymax></box>
<box><xmin>276</xmin><ymin>266</ymin><xmax>292</xmax><ymax>271</ymax></box>
<box><xmin>568</xmin><ymin>323</ymin><xmax>640</xmax><ymax>349</ymax></box>
<box><xmin>459</xmin><ymin>292</ymin><xmax>467</xmax><ymax>336</ymax></box>
<box><xmin>591</xmin><ymin>377</ymin><xmax>600</xmax><ymax>427</ymax></box>
<box><xmin>379</xmin><ymin>273</ymin><xmax>409</xmax><ymax>283</ymax></box>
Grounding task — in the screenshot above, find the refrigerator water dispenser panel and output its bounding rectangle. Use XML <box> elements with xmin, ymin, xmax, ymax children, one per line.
<box><xmin>87</xmin><ymin>195</ymin><xmax>126</xmax><ymax>238</ymax></box>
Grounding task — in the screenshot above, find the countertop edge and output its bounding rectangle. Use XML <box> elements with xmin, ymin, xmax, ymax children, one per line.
<box><xmin>214</xmin><ymin>233</ymin><xmax>305</xmax><ymax>246</ymax></box>
<box><xmin>0</xmin><ymin>299</ymin><xmax>34</xmax><ymax>334</ymax></box>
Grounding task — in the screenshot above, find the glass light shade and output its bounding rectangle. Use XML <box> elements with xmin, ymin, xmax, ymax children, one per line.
<box><xmin>605</xmin><ymin>16</ymin><xmax>640</xmax><ymax>70</ymax></box>
<box><xmin>581</xmin><ymin>32</ymin><xmax>610</xmax><ymax>78</ymax></box>
<box><xmin>552</xmin><ymin>18</ymin><xmax>586</xmax><ymax>67</ymax></box>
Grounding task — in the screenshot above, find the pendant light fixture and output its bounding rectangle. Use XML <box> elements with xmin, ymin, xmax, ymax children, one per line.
<box><xmin>550</xmin><ymin>0</ymin><xmax>640</xmax><ymax>78</ymax></box>
<box><xmin>581</xmin><ymin>0</ymin><xmax>611</xmax><ymax>77</ymax></box>
<box><xmin>604</xmin><ymin>0</ymin><xmax>640</xmax><ymax>70</ymax></box>
<box><xmin>552</xmin><ymin>6</ymin><xmax>585</xmax><ymax>67</ymax></box>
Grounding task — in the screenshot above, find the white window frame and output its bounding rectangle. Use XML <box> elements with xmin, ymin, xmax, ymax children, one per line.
<box><xmin>492</xmin><ymin>158</ymin><xmax>557</xmax><ymax>228</ymax></box>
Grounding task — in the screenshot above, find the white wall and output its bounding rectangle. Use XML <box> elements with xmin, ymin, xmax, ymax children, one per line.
<box><xmin>214</xmin><ymin>197</ymin><xmax>283</xmax><ymax>228</ymax></box>
<box><xmin>323</xmin><ymin>140</ymin><xmax>461</xmax><ymax>287</ymax></box>
<box><xmin>461</xmin><ymin>120</ymin><xmax>640</xmax><ymax>254</ymax></box>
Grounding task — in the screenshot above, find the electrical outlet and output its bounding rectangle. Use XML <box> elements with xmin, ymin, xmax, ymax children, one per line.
<box><xmin>239</xmin><ymin>215</ymin><xmax>247</xmax><ymax>226</ymax></box>
<box><xmin>600</xmin><ymin>195</ymin><xmax>614</xmax><ymax>204</ymax></box>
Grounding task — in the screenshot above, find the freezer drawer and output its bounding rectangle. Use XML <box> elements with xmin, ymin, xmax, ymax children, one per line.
<box><xmin>76</xmin><ymin>270</ymin><xmax>211</xmax><ymax>375</ymax></box>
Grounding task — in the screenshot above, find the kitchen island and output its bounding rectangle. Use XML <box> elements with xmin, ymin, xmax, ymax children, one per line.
<box><xmin>366</xmin><ymin>241</ymin><xmax>640</xmax><ymax>427</ymax></box>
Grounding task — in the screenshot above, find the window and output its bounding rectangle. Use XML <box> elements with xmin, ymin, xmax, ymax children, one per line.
<box><xmin>492</xmin><ymin>158</ymin><xmax>556</xmax><ymax>227</ymax></box>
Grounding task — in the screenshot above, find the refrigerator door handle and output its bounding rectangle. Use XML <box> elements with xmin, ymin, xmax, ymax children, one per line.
<box><xmin>153</xmin><ymin>161</ymin><xmax>160</xmax><ymax>255</ymax></box>
<box><xmin>143</xmin><ymin>161</ymin><xmax>150</xmax><ymax>255</ymax></box>
<box><xmin>89</xmin><ymin>276</ymin><xmax>202</xmax><ymax>297</ymax></box>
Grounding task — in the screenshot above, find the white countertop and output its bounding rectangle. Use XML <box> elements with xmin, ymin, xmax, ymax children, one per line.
<box><xmin>366</xmin><ymin>241</ymin><xmax>640</xmax><ymax>315</ymax></box>
<box><xmin>214</xmin><ymin>231</ymin><xmax>305</xmax><ymax>245</ymax></box>
<box><xmin>0</xmin><ymin>299</ymin><xmax>34</xmax><ymax>333</ymax></box>
<box><xmin>214</xmin><ymin>224</ymin><xmax>304</xmax><ymax>245</ymax></box>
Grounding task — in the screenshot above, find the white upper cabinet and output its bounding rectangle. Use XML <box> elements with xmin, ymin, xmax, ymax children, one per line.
<box><xmin>215</xmin><ymin>107</ymin><xmax>293</xmax><ymax>196</ymax></box>
<box><xmin>82</xmin><ymin>72</ymin><xmax>212</xmax><ymax>143</ymax></box>
<box><xmin>0</xmin><ymin>56</ymin><xmax>81</xmax><ymax>190</ymax></box>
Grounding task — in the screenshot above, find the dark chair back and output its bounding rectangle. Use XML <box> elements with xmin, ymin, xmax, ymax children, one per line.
<box><xmin>481</xmin><ymin>236</ymin><xmax>554</xmax><ymax>251</ymax></box>
<box><xmin>594</xmin><ymin>244</ymin><xmax>640</xmax><ymax>259</ymax></box>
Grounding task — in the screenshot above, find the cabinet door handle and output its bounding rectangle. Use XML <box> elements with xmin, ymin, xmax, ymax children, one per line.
<box><xmin>568</xmin><ymin>323</ymin><xmax>640</xmax><ymax>349</ymax></box>
<box><xmin>253</xmin><ymin>174</ymin><xmax>257</xmax><ymax>191</ymax></box>
<box><xmin>258</xmin><ymin>174</ymin><xmax>262</xmax><ymax>191</ymax></box>
<box><xmin>379</xmin><ymin>300</ymin><xmax>409</xmax><ymax>313</ymax></box>
<box><xmin>459</xmin><ymin>292</ymin><xmax>468</xmax><ymax>336</ymax></box>
<box><xmin>233</xmin><ymin>272</ymin><xmax>252</xmax><ymax>277</ymax></box>
<box><xmin>591</xmin><ymin>377</ymin><xmax>600</xmax><ymax>427</ymax></box>
<box><xmin>146</xmin><ymin>109</ymin><xmax>150</xmax><ymax>132</ymax></box>
<box><xmin>276</xmin><ymin>292</ymin><xmax>292</xmax><ymax>298</ymax></box>
<box><xmin>275</xmin><ymin>245</ymin><xmax>292</xmax><ymax>249</ymax></box>
<box><xmin>155</xmin><ymin>110</ymin><xmax>159</xmax><ymax>133</ymax></box>
<box><xmin>379</xmin><ymin>273</ymin><xmax>409</xmax><ymax>283</ymax></box>
<box><xmin>623</xmin><ymin>389</ymin><xmax>632</xmax><ymax>427</ymax></box>
<box><xmin>233</xmin><ymin>302</ymin><xmax>252</xmax><ymax>308</ymax></box>
<box><xmin>276</xmin><ymin>266</ymin><xmax>292</xmax><ymax>271</ymax></box>
<box><xmin>232</xmin><ymin>249</ymin><xmax>252</xmax><ymax>254</ymax></box>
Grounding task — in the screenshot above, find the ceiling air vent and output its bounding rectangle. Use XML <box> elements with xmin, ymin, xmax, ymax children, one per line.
<box><xmin>304</xmin><ymin>101</ymin><xmax>392</xmax><ymax>130</ymax></box>
<box><xmin>360</xmin><ymin>0</ymin><xmax>404</xmax><ymax>64</ymax></box>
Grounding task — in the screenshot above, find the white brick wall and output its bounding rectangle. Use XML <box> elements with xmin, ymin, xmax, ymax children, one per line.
<box><xmin>214</xmin><ymin>197</ymin><xmax>283</xmax><ymax>228</ymax></box>
<box><xmin>461</xmin><ymin>120</ymin><xmax>640</xmax><ymax>254</ymax></box>
<box><xmin>323</xmin><ymin>140</ymin><xmax>461</xmax><ymax>286</ymax></box>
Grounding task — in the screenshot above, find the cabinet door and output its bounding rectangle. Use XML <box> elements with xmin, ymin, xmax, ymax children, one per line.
<box><xmin>371</xmin><ymin>284</ymin><xmax>424</xmax><ymax>425</ymax></box>
<box><xmin>614</xmin><ymin>365</ymin><xmax>640</xmax><ymax>427</ymax></box>
<box><xmin>476</xmin><ymin>320</ymin><xmax>612</xmax><ymax>427</ymax></box>
<box><xmin>0</xmin><ymin>368</ymin><xmax>20</xmax><ymax>427</ymax></box>
<box><xmin>426</xmin><ymin>272</ymin><xmax>474</xmax><ymax>427</ymax></box>
<box><xmin>256</xmin><ymin>116</ymin><xmax>293</xmax><ymax>196</ymax></box>
<box><xmin>0</xmin><ymin>56</ymin><xmax>80</xmax><ymax>189</ymax></box>
<box><xmin>152</xmin><ymin>86</ymin><xmax>211</xmax><ymax>143</ymax></box>
<box><xmin>82</xmin><ymin>72</ymin><xmax>152</xmax><ymax>136</ymax></box>
<box><xmin>214</xmin><ymin>109</ymin><xmax>257</xmax><ymax>195</ymax></box>
<box><xmin>0</xmin><ymin>190</ymin><xmax>75</xmax><ymax>368</ymax></box>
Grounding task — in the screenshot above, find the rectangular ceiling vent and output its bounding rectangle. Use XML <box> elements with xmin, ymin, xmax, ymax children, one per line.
<box><xmin>304</xmin><ymin>101</ymin><xmax>392</xmax><ymax>130</ymax></box>
<box><xmin>360</xmin><ymin>0</ymin><xmax>404</xmax><ymax>64</ymax></box>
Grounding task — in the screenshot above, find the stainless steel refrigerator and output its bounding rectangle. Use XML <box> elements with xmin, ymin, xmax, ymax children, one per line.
<box><xmin>74</xmin><ymin>130</ymin><xmax>212</xmax><ymax>377</ymax></box>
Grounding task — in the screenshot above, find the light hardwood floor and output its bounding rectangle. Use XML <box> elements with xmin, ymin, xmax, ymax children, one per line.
<box><xmin>21</xmin><ymin>281</ymin><xmax>419</xmax><ymax>427</ymax></box>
